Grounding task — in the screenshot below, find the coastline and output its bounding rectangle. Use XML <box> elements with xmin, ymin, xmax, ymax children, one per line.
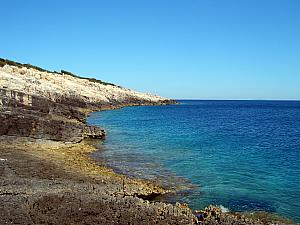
<box><xmin>0</xmin><ymin>102</ymin><xmax>296</xmax><ymax>225</ymax></box>
<box><xmin>0</xmin><ymin>61</ymin><xmax>196</xmax><ymax>224</ymax></box>
<box><xmin>0</xmin><ymin>109</ymin><xmax>198</xmax><ymax>224</ymax></box>
<box><xmin>0</xmin><ymin>61</ymin><xmax>296</xmax><ymax>224</ymax></box>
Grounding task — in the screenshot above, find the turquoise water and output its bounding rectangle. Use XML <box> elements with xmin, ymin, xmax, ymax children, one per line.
<box><xmin>87</xmin><ymin>100</ymin><xmax>300</xmax><ymax>222</ymax></box>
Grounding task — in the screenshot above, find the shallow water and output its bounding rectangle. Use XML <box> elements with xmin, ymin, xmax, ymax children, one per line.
<box><xmin>88</xmin><ymin>100</ymin><xmax>300</xmax><ymax>222</ymax></box>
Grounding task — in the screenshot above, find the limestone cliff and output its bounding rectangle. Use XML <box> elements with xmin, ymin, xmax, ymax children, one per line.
<box><xmin>0</xmin><ymin>58</ymin><xmax>175</xmax><ymax>142</ymax></box>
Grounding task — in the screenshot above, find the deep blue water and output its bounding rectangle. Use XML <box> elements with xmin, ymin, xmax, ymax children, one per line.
<box><xmin>87</xmin><ymin>100</ymin><xmax>300</xmax><ymax>222</ymax></box>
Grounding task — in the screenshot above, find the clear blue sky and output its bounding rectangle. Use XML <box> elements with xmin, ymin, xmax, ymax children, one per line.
<box><xmin>1</xmin><ymin>0</ymin><xmax>299</xmax><ymax>100</ymax></box>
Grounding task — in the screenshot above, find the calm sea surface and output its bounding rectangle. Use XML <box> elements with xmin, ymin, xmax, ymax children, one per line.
<box><xmin>87</xmin><ymin>100</ymin><xmax>300</xmax><ymax>221</ymax></box>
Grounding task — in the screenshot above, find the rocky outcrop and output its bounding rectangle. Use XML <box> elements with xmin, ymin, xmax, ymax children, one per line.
<box><xmin>0</xmin><ymin>88</ymin><xmax>105</xmax><ymax>142</ymax></box>
<box><xmin>0</xmin><ymin>61</ymin><xmax>174</xmax><ymax>142</ymax></box>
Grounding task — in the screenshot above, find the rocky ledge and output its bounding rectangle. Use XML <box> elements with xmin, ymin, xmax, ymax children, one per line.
<box><xmin>0</xmin><ymin>58</ymin><xmax>295</xmax><ymax>225</ymax></box>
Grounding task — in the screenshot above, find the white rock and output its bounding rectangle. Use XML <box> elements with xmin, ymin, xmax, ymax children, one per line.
<box><xmin>0</xmin><ymin>65</ymin><xmax>168</xmax><ymax>104</ymax></box>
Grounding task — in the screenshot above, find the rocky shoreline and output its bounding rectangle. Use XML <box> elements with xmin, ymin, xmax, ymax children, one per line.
<box><xmin>0</xmin><ymin>59</ymin><xmax>296</xmax><ymax>224</ymax></box>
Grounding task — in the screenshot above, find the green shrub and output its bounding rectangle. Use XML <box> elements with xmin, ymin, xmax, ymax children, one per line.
<box><xmin>61</xmin><ymin>69</ymin><xmax>119</xmax><ymax>87</ymax></box>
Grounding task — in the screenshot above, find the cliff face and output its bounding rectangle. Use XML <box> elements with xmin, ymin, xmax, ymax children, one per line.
<box><xmin>0</xmin><ymin>63</ymin><xmax>169</xmax><ymax>104</ymax></box>
<box><xmin>0</xmin><ymin>61</ymin><xmax>174</xmax><ymax>142</ymax></box>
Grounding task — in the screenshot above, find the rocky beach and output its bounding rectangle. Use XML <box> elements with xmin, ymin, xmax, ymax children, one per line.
<box><xmin>0</xmin><ymin>58</ymin><xmax>296</xmax><ymax>225</ymax></box>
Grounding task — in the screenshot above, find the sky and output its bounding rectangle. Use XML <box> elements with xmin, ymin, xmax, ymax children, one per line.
<box><xmin>1</xmin><ymin>0</ymin><xmax>300</xmax><ymax>100</ymax></box>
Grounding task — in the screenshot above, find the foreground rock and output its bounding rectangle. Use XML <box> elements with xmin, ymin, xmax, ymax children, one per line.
<box><xmin>0</xmin><ymin>136</ymin><xmax>196</xmax><ymax>225</ymax></box>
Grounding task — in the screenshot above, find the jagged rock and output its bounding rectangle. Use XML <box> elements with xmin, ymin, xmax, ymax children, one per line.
<box><xmin>82</xmin><ymin>126</ymin><xmax>105</xmax><ymax>139</ymax></box>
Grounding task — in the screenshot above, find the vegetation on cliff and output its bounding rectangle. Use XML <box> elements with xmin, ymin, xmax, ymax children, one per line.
<box><xmin>0</xmin><ymin>57</ymin><xmax>118</xmax><ymax>87</ymax></box>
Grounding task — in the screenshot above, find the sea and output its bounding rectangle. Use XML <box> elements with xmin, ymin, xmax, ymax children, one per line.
<box><xmin>87</xmin><ymin>100</ymin><xmax>300</xmax><ymax>222</ymax></box>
